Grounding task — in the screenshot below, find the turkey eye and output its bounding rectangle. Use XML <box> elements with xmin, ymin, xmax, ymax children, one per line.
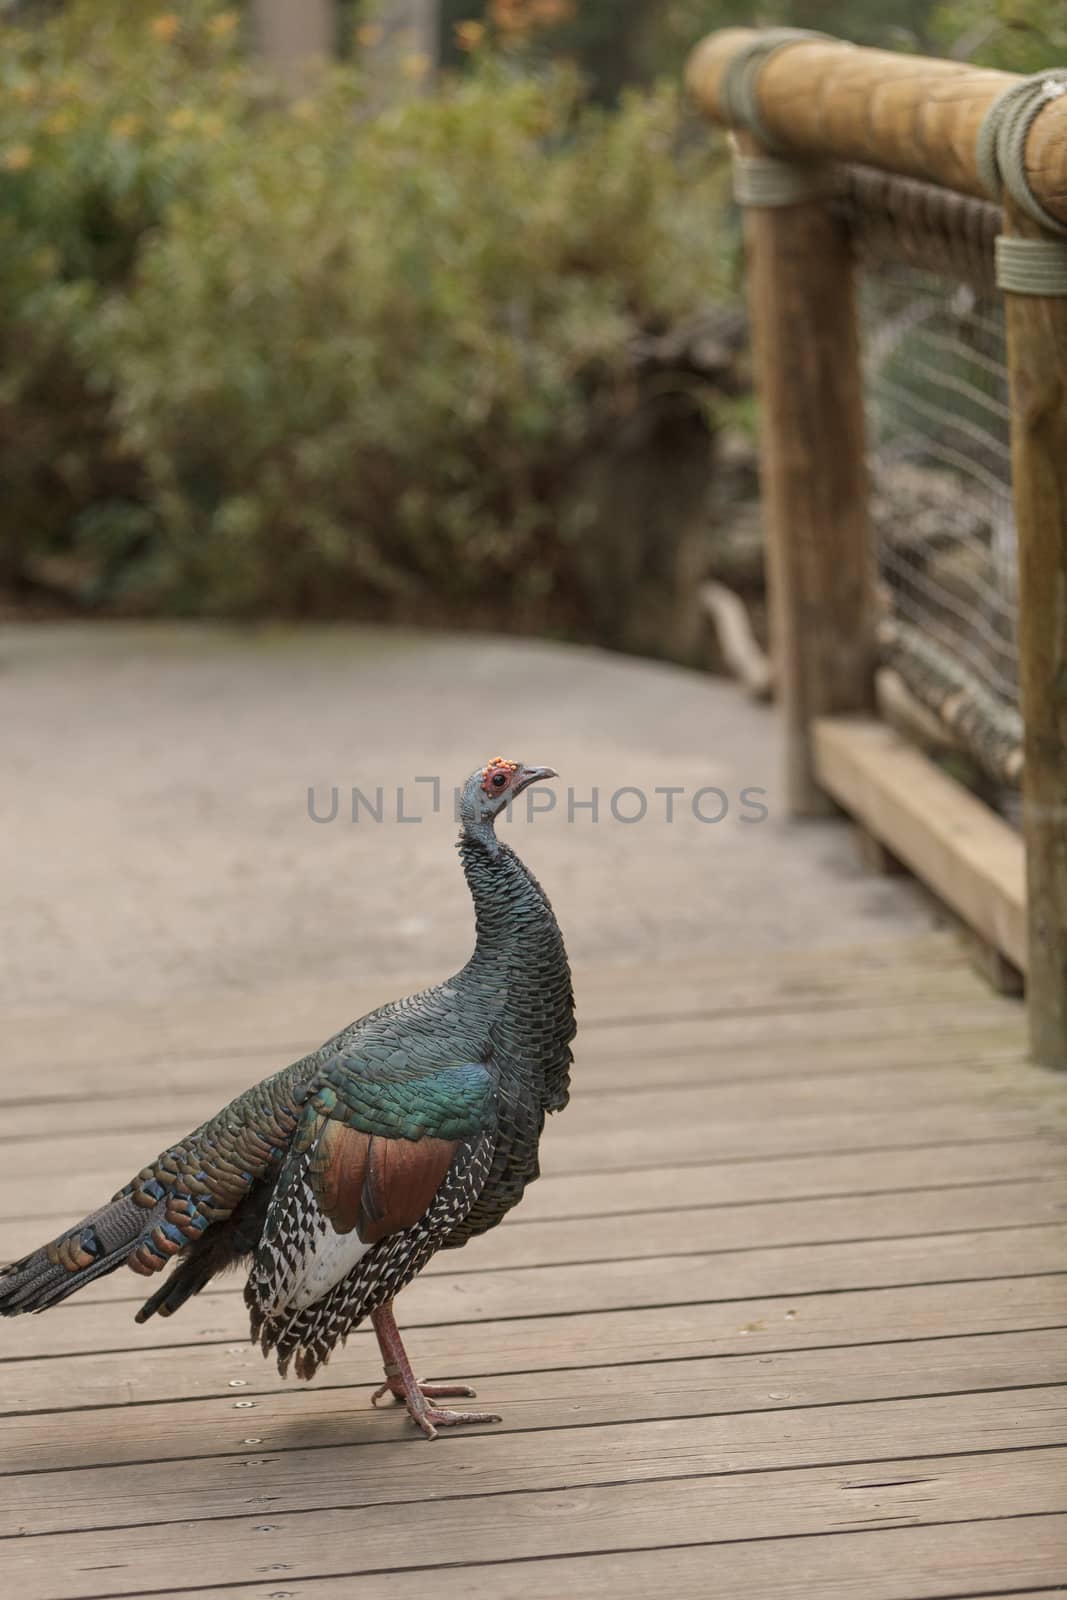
<box><xmin>492</xmin><ymin>773</ymin><xmax>508</xmax><ymax>788</ymax></box>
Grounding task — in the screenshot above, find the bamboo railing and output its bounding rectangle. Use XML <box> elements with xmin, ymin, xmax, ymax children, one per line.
<box><xmin>687</xmin><ymin>30</ymin><xmax>1067</xmax><ymax>1070</ymax></box>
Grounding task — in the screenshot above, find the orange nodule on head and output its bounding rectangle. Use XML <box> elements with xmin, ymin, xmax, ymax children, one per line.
<box><xmin>481</xmin><ymin>756</ymin><xmax>519</xmax><ymax>794</ymax></box>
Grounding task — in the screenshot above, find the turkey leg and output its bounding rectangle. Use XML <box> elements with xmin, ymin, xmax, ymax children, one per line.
<box><xmin>369</xmin><ymin>1298</ymin><xmax>501</xmax><ymax>1439</ymax></box>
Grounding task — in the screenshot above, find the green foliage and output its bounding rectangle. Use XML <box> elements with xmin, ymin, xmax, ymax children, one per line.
<box><xmin>10</xmin><ymin>0</ymin><xmax>1055</xmax><ymax>619</ymax></box>
<box><xmin>927</xmin><ymin>0</ymin><xmax>1066</xmax><ymax>71</ymax></box>
<box><xmin>1</xmin><ymin>3</ymin><xmax>725</xmax><ymax>616</ymax></box>
<box><xmin>0</xmin><ymin>1</ymin><xmax>249</xmax><ymax>593</ymax></box>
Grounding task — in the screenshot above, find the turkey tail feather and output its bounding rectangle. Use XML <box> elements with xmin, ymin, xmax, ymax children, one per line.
<box><xmin>134</xmin><ymin>1257</ymin><xmax>215</xmax><ymax>1324</ymax></box>
<box><xmin>0</xmin><ymin>1192</ymin><xmax>164</xmax><ymax>1316</ymax></box>
<box><xmin>135</xmin><ymin>1187</ymin><xmax>273</xmax><ymax>1323</ymax></box>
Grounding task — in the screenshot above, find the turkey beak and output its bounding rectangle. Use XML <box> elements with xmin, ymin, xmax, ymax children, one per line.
<box><xmin>513</xmin><ymin>765</ymin><xmax>558</xmax><ymax>794</ymax></box>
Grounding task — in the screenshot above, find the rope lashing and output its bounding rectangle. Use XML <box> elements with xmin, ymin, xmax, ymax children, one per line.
<box><xmin>995</xmin><ymin>236</ymin><xmax>1067</xmax><ymax>296</ymax></box>
<box><xmin>977</xmin><ymin>72</ymin><xmax>1067</xmax><ymax>294</ymax></box>
<box><xmin>731</xmin><ymin>152</ymin><xmax>838</xmax><ymax>209</ymax></box>
<box><xmin>720</xmin><ymin>30</ymin><xmax>839</xmax><ymax>208</ymax></box>
<box><xmin>977</xmin><ymin>72</ymin><xmax>1067</xmax><ymax>234</ymax></box>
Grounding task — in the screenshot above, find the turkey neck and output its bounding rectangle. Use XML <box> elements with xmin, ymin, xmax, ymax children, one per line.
<box><xmin>456</xmin><ymin>830</ymin><xmax>572</xmax><ymax>1065</ymax></box>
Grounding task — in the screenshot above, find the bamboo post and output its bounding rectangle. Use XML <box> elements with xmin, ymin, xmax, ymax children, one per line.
<box><xmin>736</xmin><ymin>132</ymin><xmax>876</xmax><ymax>815</ymax></box>
<box><xmin>1001</xmin><ymin>200</ymin><xmax>1067</xmax><ymax>1070</ymax></box>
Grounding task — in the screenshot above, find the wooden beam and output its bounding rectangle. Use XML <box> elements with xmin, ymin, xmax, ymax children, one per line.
<box><xmin>741</xmin><ymin>134</ymin><xmax>876</xmax><ymax>814</ymax></box>
<box><xmin>812</xmin><ymin>716</ymin><xmax>1027</xmax><ymax>971</ymax></box>
<box><xmin>1002</xmin><ymin>200</ymin><xmax>1067</xmax><ymax>1070</ymax></box>
<box><xmin>685</xmin><ymin>30</ymin><xmax>1067</xmax><ymax>229</ymax></box>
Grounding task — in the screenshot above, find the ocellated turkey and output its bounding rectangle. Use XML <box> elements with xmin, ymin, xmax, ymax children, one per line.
<box><xmin>0</xmin><ymin>757</ymin><xmax>574</xmax><ymax>1438</ymax></box>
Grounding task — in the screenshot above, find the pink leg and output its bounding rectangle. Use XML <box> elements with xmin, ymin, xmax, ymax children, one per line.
<box><xmin>369</xmin><ymin>1299</ymin><xmax>501</xmax><ymax>1440</ymax></box>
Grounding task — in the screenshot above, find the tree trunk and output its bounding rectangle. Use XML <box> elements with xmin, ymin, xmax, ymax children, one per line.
<box><xmin>251</xmin><ymin>0</ymin><xmax>336</xmax><ymax>96</ymax></box>
<box><xmin>362</xmin><ymin>0</ymin><xmax>440</xmax><ymax>96</ymax></box>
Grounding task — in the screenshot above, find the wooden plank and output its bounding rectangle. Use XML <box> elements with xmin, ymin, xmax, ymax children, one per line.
<box><xmin>38</xmin><ymin>1179</ymin><xmax>1067</xmax><ymax>1310</ymax></box>
<box><xmin>0</xmin><ymin>1036</ymin><xmax>1035</xmax><ymax>1132</ymax></box>
<box><xmin>0</xmin><ymin>941</ymin><xmax>979</xmax><ymax>1071</ymax></box>
<box><xmin>0</xmin><ymin>1000</ymin><xmax>1024</xmax><ymax>1121</ymax></box>
<box><xmin>6</xmin><ymin>1327</ymin><xmax>1064</xmax><ymax>1475</ymax></box>
<box><xmin>7</xmin><ymin>1136</ymin><xmax>1060</xmax><ymax>1234</ymax></box>
<box><xmin>3</xmin><ymin>1227</ymin><xmax>1065</xmax><ymax>1361</ymax></box>
<box><xmin>4</xmin><ymin>1076</ymin><xmax>1063</xmax><ymax>1205</ymax></box>
<box><xmin>0</xmin><ymin>932</ymin><xmax>973</xmax><ymax>1062</ymax></box>
<box><xmin>6</xmin><ymin>1448</ymin><xmax>1065</xmax><ymax>1599</ymax></box>
<box><xmin>1</xmin><ymin>1053</ymin><xmax>1050</xmax><ymax>1154</ymax></box>
<box><xmin>4</xmin><ymin>1274</ymin><xmax>1065</xmax><ymax>1413</ymax></box>
<box><xmin>0</xmin><ymin>991</ymin><xmax>1015</xmax><ymax>1120</ymax></box>
<box><xmin>813</xmin><ymin>716</ymin><xmax>1028</xmax><ymax>969</ymax></box>
<box><xmin>0</xmin><ymin>1010</ymin><xmax>1026</xmax><ymax>1120</ymax></box>
<box><xmin>7</xmin><ymin>1389</ymin><xmax>1066</xmax><ymax>1540</ymax></box>
<box><xmin>6</xmin><ymin>933</ymin><xmax>1061</xmax><ymax>1600</ymax></box>
<box><xmin>1003</xmin><ymin>198</ymin><xmax>1067</xmax><ymax>1069</ymax></box>
<box><xmin>181</xmin><ymin>1514</ymin><xmax>1067</xmax><ymax>1600</ymax></box>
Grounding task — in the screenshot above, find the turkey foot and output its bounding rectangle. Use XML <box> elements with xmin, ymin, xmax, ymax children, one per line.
<box><xmin>370</xmin><ymin>1299</ymin><xmax>501</xmax><ymax>1440</ymax></box>
<box><xmin>371</xmin><ymin>1374</ymin><xmax>478</xmax><ymax>1405</ymax></box>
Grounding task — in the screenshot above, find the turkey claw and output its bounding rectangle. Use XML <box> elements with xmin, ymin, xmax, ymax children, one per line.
<box><xmin>368</xmin><ymin>1304</ymin><xmax>500</xmax><ymax>1436</ymax></box>
<box><xmin>371</xmin><ymin>1375</ymin><xmax>478</xmax><ymax>1408</ymax></box>
<box><xmin>409</xmin><ymin>1404</ymin><xmax>503</xmax><ymax>1441</ymax></box>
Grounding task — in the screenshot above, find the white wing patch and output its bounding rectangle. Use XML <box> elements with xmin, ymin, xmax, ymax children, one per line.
<box><xmin>248</xmin><ymin>1151</ymin><xmax>374</xmax><ymax>1321</ymax></box>
<box><xmin>288</xmin><ymin>1226</ymin><xmax>373</xmax><ymax>1310</ymax></box>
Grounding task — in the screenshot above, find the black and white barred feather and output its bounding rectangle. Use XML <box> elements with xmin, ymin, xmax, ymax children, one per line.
<box><xmin>248</xmin><ymin>1135</ymin><xmax>494</xmax><ymax>1380</ymax></box>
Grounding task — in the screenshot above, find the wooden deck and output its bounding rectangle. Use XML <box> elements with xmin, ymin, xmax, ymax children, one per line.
<box><xmin>2</xmin><ymin>931</ymin><xmax>1066</xmax><ymax>1599</ymax></box>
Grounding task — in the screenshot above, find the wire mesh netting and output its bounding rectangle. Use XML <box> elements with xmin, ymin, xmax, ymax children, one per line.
<box><xmin>859</xmin><ymin>259</ymin><xmax>1018</xmax><ymax>713</ymax></box>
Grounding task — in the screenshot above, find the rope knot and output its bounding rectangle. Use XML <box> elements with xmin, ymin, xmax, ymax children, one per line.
<box><xmin>977</xmin><ymin>72</ymin><xmax>1067</xmax><ymax>239</ymax></box>
<box><xmin>720</xmin><ymin>30</ymin><xmax>841</xmax><ymax>209</ymax></box>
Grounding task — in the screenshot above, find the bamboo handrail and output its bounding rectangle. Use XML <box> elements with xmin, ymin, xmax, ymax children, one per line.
<box><xmin>685</xmin><ymin>30</ymin><xmax>1067</xmax><ymax>229</ymax></box>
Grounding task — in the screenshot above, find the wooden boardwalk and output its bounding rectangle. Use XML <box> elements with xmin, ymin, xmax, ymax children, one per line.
<box><xmin>2</xmin><ymin>931</ymin><xmax>1066</xmax><ymax>1599</ymax></box>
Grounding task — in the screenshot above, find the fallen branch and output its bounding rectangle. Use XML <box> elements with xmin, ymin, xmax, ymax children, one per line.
<box><xmin>877</xmin><ymin>617</ymin><xmax>1023</xmax><ymax>787</ymax></box>
<box><xmin>700</xmin><ymin>581</ymin><xmax>773</xmax><ymax>700</ymax></box>
<box><xmin>876</xmin><ymin>667</ymin><xmax>965</xmax><ymax>759</ymax></box>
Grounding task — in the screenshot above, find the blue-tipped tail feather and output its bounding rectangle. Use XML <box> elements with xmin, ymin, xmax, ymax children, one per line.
<box><xmin>0</xmin><ymin>1193</ymin><xmax>163</xmax><ymax>1315</ymax></box>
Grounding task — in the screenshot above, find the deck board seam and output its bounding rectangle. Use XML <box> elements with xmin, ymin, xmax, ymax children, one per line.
<box><xmin>7</xmin><ymin>1380</ymin><xmax>1067</xmax><ymax>1481</ymax></box>
<box><xmin>38</xmin><ymin>1218</ymin><xmax>1067</xmax><ymax>1312</ymax></box>
<box><xmin>51</xmin><ymin>1511</ymin><xmax>1067</xmax><ymax>1600</ymax></box>
<box><xmin>5</xmin><ymin>1276</ymin><xmax>1067</xmax><ymax>1367</ymax></box>
<box><xmin>9</xmin><ymin>1170</ymin><xmax>1064</xmax><ymax>1235</ymax></box>
<box><xmin>8</xmin><ymin>1441</ymin><xmax>1067</xmax><ymax>1545</ymax></box>
<box><xmin>7</xmin><ymin>1323</ymin><xmax>1067</xmax><ymax>1419</ymax></box>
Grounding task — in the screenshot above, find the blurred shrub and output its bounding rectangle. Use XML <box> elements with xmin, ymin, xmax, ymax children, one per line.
<box><xmin>1</xmin><ymin>2</ymin><xmax>728</xmax><ymax>621</ymax></box>
<box><xmin>0</xmin><ymin>2</ymin><xmax>250</xmax><ymax>599</ymax></box>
